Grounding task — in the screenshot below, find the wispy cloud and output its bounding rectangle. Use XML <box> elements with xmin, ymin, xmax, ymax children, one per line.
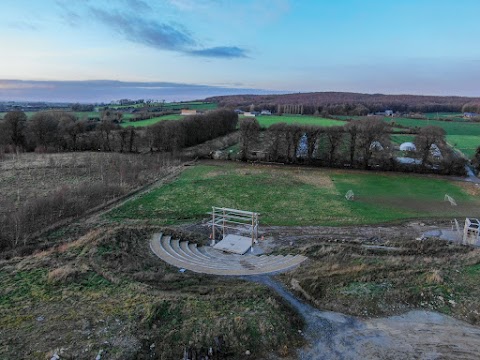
<box><xmin>124</xmin><ymin>0</ymin><xmax>153</xmax><ymax>12</ymax></box>
<box><xmin>188</xmin><ymin>46</ymin><xmax>248</xmax><ymax>58</ymax></box>
<box><xmin>91</xmin><ymin>8</ymin><xmax>195</xmax><ymax>51</ymax></box>
<box><xmin>54</xmin><ymin>0</ymin><xmax>248</xmax><ymax>59</ymax></box>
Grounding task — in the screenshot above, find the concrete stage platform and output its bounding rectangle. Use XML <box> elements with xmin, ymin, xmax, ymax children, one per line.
<box><xmin>213</xmin><ymin>234</ymin><xmax>252</xmax><ymax>255</ymax></box>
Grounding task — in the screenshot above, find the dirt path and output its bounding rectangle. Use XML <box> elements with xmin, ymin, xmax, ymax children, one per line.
<box><xmin>250</xmin><ymin>276</ymin><xmax>480</xmax><ymax>360</ymax></box>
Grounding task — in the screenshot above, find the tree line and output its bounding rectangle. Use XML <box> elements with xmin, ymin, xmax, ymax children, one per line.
<box><xmin>206</xmin><ymin>92</ymin><xmax>480</xmax><ymax>115</ymax></box>
<box><xmin>0</xmin><ymin>109</ymin><xmax>238</xmax><ymax>154</ymax></box>
<box><xmin>240</xmin><ymin>118</ymin><xmax>466</xmax><ymax>175</ymax></box>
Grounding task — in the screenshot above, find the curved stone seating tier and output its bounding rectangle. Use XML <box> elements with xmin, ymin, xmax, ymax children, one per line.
<box><xmin>150</xmin><ymin>233</ymin><xmax>307</xmax><ymax>276</ymax></box>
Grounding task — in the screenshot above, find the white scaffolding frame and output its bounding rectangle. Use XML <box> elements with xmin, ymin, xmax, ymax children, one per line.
<box><xmin>208</xmin><ymin>207</ymin><xmax>259</xmax><ymax>247</ymax></box>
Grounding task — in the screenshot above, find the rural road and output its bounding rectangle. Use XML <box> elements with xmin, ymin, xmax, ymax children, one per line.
<box><xmin>249</xmin><ymin>276</ymin><xmax>480</xmax><ymax>360</ymax></box>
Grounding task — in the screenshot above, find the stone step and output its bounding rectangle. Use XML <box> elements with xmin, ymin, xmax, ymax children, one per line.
<box><xmin>149</xmin><ymin>233</ymin><xmax>307</xmax><ymax>276</ymax></box>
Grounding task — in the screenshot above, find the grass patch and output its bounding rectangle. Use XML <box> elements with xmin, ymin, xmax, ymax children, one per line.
<box><xmin>121</xmin><ymin>114</ymin><xmax>182</xmax><ymax>127</ymax></box>
<box><xmin>108</xmin><ymin>163</ymin><xmax>479</xmax><ymax>226</ymax></box>
<box><xmin>446</xmin><ymin>135</ymin><xmax>479</xmax><ymax>158</ymax></box>
<box><xmin>391</xmin><ymin>134</ymin><xmax>415</xmax><ymax>145</ymax></box>
<box><xmin>385</xmin><ymin>117</ymin><xmax>480</xmax><ymax>136</ymax></box>
<box><xmin>251</xmin><ymin>115</ymin><xmax>346</xmax><ymax>128</ymax></box>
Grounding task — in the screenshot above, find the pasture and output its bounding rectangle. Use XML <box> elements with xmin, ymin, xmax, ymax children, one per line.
<box><xmin>121</xmin><ymin>114</ymin><xmax>182</xmax><ymax>127</ymax></box>
<box><xmin>108</xmin><ymin>162</ymin><xmax>480</xmax><ymax>226</ymax></box>
<box><xmin>391</xmin><ymin>134</ymin><xmax>415</xmax><ymax>145</ymax></box>
<box><xmin>447</xmin><ymin>135</ymin><xmax>480</xmax><ymax>158</ymax></box>
<box><xmin>110</xmin><ymin>101</ymin><xmax>217</xmax><ymax>111</ymax></box>
<box><xmin>251</xmin><ymin>114</ymin><xmax>347</xmax><ymax>128</ymax></box>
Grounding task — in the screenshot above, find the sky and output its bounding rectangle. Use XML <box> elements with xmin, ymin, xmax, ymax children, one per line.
<box><xmin>1</xmin><ymin>0</ymin><xmax>480</xmax><ymax>102</ymax></box>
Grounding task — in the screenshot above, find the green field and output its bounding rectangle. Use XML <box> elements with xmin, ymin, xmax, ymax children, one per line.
<box><xmin>424</xmin><ymin>112</ymin><xmax>465</xmax><ymax>120</ymax></box>
<box><xmin>447</xmin><ymin>135</ymin><xmax>480</xmax><ymax>158</ymax></box>
<box><xmin>386</xmin><ymin>117</ymin><xmax>480</xmax><ymax>136</ymax></box>
<box><xmin>110</xmin><ymin>101</ymin><xmax>217</xmax><ymax>111</ymax></box>
<box><xmin>0</xmin><ymin>111</ymin><xmax>131</xmax><ymax>120</ymax></box>
<box><xmin>391</xmin><ymin>134</ymin><xmax>415</xmax><ymax>145</ymax></box>
<box><xmin>108</xmin><ymin>163</ymin><xmax>479</xmax><ymax>226</ymax></box>
<box><xmin>121</xmin><ymin>114</ymin><xmax>182</xmax><ymax>127</ymax></box>
<box><xmin>250</xmin><ymin>115</ymin><xmax>346</xmax><ymax>128</ymax></box>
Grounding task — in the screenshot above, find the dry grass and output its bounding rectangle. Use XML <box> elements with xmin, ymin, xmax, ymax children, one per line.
<box><xmin>458</xmin><ymin>182</ymin><xmax>480</xmax><ymax>196</ymax></box>
<box><xmin>425</xmin><ymin>269</ymin><xmax>444</xmax><ymax>284</ymax></box>
<box><xmin>0</xmin><ymin>225</ymin><xmax>304</xmax><ymax>360</ymax></box>
<box><xmin>281</xmin><ymin>238</ymin><xmax>480</xmax><ymax>322</ymax></box>
<box><xmin>47</xmin><ymin>265</ymin><xmax>81</xmax><ymax>284</ymax></box>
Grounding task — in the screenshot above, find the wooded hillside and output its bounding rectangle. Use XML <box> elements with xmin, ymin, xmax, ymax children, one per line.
<box><xmin>206</xmin><ymin>92</ymin><xmax>480</xmax><ymax>115</ymax></box>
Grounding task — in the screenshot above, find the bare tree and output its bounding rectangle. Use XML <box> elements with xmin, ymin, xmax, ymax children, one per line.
<box><xmin>355</xmin><ymin>119</ymin><xmax>391</xmax><ymax>169</ymax></box>
<box><xmin>2</xmin><ymin>110</ymin><xmax>27</xmax><ymax>149</ymax></box>
<box><xmin>325</xmin><ymin>126</ymin><xmax>344</xmax><ymax>166</ymax></box>
<box><xmin>414</xmin><ymin>126</ymin><xmax>446</xmax><ymax>167</ymax></box>
<box><xmin>239</xmin><ymin>118</ymin><xmax>260</xmax><ymax>160</ymax></box>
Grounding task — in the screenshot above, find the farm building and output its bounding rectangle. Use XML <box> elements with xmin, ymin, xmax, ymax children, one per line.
<box><xmin>464</xmin><ymin>112</ymin><xmax>479</xmax><ymax>118</ymax></box>
<box><xmin>181</xmin><ymin>109</ymin><xmax>198</xmax><ymax>116</ymax></box>
<box><xmin>400</xmin><ymin>142</ymin><xmax>416</xmax><ymax>152</ymax></box>
<box><xmin>244</xmin><ymin>112</ymin><xmax>258</xmax><ymax>117</ymax></box>
<box><xmin>260</xmin><ymin>110</ymin><xmax>272</xmax><ymax>115</ymax></box>
<box><xmin>374</xmin><ymin>110</ymin><xmax>394</xmax><ymax>116</ymax></box>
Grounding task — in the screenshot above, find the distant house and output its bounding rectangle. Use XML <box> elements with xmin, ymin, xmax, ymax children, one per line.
<box><xmin>374</xmin><ymin>110</ymin><xmax>394</xmax><ymax>116</ymax></box>
<box><xmin>243</xmin><ymin>112</ymin><xmax>258</xmax><ymax>117</ymax></box>
<box><xmin>260</xmin><ymin>110</ymin><xmax>272</xmax><ymax>115</ymax></box>
<box><xmin>181</xmin><ymin>109</ymin><xmax>197</xmax><ymax>116</ymax></box>
<box><xmin>464</xmin><ymin>112</ymin><xmax>478</xmax><ymax>118</ymax></box>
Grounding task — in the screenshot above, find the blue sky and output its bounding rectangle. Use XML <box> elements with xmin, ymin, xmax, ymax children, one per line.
<box><xmin>1</xmin><ymin>0</ymin><xmax>480</xmax><ymax>102</ymax></box>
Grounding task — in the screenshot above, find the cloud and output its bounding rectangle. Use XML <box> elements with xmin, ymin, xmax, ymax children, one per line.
<box><xmin>87</xmin><ymin>6</ymin><xmax>248</xmax><ymax>58</ymax></box>
<box><xmin>91</xmin><ymin>8</ymin><xmax>195</xmax><ymax>51</ymax></box>
<box><xmin>124</xmin><ymin>0</ymin><xmax>153</xmax><ymax>13</ymax></box>
<box><xmin>188</xmin><ymin>46</ymin><xmax>248</xmax><ymax>58</ymax></box>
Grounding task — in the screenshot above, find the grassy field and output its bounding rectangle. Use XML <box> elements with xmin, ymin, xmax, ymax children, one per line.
<box><xmin>121</xmin><ymin>114</ymin><xmax>182</xmax><ymax>127</ymax></box>
<box><xmin>249</xmin><ymin>115</ymin><xmax>346</xmax><ymax>128</ymax></box>
<box><xmin>0</xmin><ymin>111</ymin><xmax>136</xmax><ymax>121</ymax></box>
<box><xmin>110</xmin><ymin>101</ymin><xmax>217</xmax><ymax>111</ymax></box>
<box><xmin>447</xmin><ymin>135</ymin><xmax>480</xmax><ymax>158</ymax></box>
<box><xmin>424</xmin><ymin>112</ymin><xmax>465</xmax><ymax>119</ymax></box>
<box><xmin>108</xmin><ymin>162</ymin><xmax>480</xmax><ymax>226</ymax></box>
<box><xmin>391</xmin><ymin>134</ymin><xmax>415</xmax><ymax>145</ymax></box>
<box><xmin>386</xmin><ymin>117</ymin><xmax>480</xmax><ymax>136</ymax></box>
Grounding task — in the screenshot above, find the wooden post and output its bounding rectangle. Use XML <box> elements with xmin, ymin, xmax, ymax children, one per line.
<box><xmin>222</xmin><ymin>208</ymin><xmax>225</xmax><ymax>239</ymax></box>
<box><xmin>212</xmin><ymin>207</ymin><xmax>215</xmax><ymax>245</ymax></box>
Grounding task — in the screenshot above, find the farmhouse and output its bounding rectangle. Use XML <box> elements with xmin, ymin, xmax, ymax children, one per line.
<box><xmin>464</xmin><ymin>112</ymin><xmax>478</xmax><ymax>118</ymax></box>
<box><xmin>260</xmin><ymin>110</ymin><xmax>272</xmax><ymax>115</ymax></box>
<box><xmin>243</xmin><ymin>111</ymin><xmax>258</xmax><ymax>117</ymax></box>
<box><xmin>181</xmin><ymin>109</ymin><xmax>198</xmax><ymax>116</ymax></box>
<box><xmin>375</xmin><ymin>110</ymin><xmax>394</xmax><ymax>116</ymax></box>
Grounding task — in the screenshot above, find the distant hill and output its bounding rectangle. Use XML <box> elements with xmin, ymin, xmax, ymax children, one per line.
<box><xmin>205</xmin><ymin>92</ymin><xmax>480</xmax><ymax>115</ymax></box>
